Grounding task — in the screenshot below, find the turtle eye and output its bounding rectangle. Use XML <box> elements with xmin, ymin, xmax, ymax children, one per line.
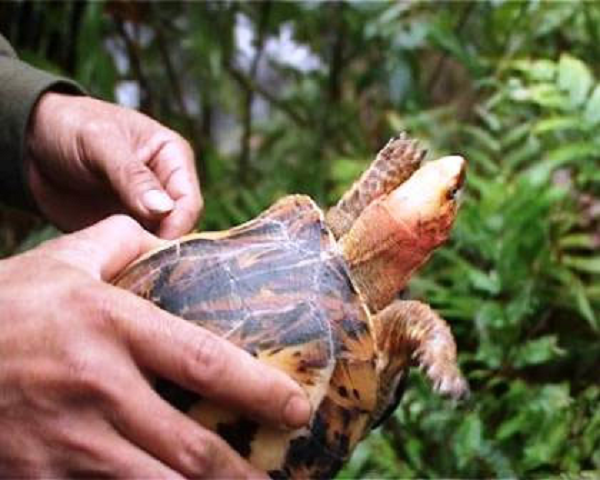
<box><xmin>447</xmin><ymin>186</ymin><xmax>463</xmax><ymax>202</ymax></box>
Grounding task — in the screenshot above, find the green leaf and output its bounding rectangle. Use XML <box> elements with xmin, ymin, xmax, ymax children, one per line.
<box><xmin>462</xmin><ymin>147</ymin><xmax>499</xmax><ymax>175</ymax></box>
<box><xmin>513</xmin><ymin>335</ymin><xmax>565</xmax><ymax>368</ymax></box>
<box><xmin>558</xmin><ymin>54</ymin><xmax>594</xmax><ymax>108</ymax></box>
<box><xmin>454</xmin><ymin>413</ymin><xmax>484</xmax><ymax>469</ymax></box>
<box><xmin>528</xmin><ymin>84</ymin><xmax>571</xmax><ymax>110</ymax></box>
<box><xmin>523</xmin><ymin>417</ymin><xmax>570</xmax><ymax>470</ymax></box>
<box><xmin>504</xmin><ymin>135</ymin><xmax>541</xmax><ymax>171</ymax></box>
<box><xmin>563</xmin><ymin>255</ymin><xmax>600</xmax><ymax>274</ymax></box>
<box><xmin>560</xmin><ymin>233</ymin><xmax>598</xmax><ymax>250</ymax></box>
<box><xmin>537</xmin><ymin>384</ymin><xmax>572</xmax><ymax>412</ymax></box>
<box><xmin>532</xmin><ymin>2</ymin><xmax>577</xmax><ymax>37</ymax></box>
<box><xmin>584</xmin><ymin>85</ymin><xmax>600</xmax><ymax>126</ymax></box>
<box><xmin>574</xmin><ymin>283</ymin><xmax>599</xmax><ymax>332</ymax></box>
<box><xmin>468</xmin><ymin>269</ymin><xmax>501</xmax><ymax>295</ymax></box>
<box><xmin>475</xmin><ymin>105</ymin><xmax>502</xmax><ymax>132</ymax></box>
<box><xmin>462</xmin><ymin>125</ymin><xmax>501</xmax><ymax>153</ymax></box>
<box><xmin>525</xmin><ymin>142</ymin><xmax>597</xmax><ymax>183</ymax></box>
<box><xmin>512</xmin><ymin>59</ymin><xmax>556</xmax><ymax>82</ymax></box>
<box><xmin>500</xmin><ymin>122</ymin><xmax>531</xmax><ymax>150</ymax></box>
<box><xmin>534</xmin><ymin>116</ymin><xmax>586</xmax><ymax>134</ymax></box>
<box><xmin>496</xmin><ymin>411</ymin><xmax>527</xmax><ymax>441</ymax></box>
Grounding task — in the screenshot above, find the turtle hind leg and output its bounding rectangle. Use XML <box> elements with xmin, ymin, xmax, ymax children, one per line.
<box><xmin>326</xmin><ymin>133</ymin><xmax>426</xmax><ymax>239</ymax></box>
<box><xmin>372</xmin><ymin>300</ymin><xmax>469</xmax><ymax>421</ymax></box>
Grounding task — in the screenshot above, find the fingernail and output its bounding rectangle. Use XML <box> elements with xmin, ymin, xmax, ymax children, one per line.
<box><xmin>142</xmin><ymin>190</ymin><xmax>174</xmax><ymax>214</ymax></box>
<box><xmin>283</xmin><ymin>393</ymin><xmax>311</xmax><ymax>429</ymax></box>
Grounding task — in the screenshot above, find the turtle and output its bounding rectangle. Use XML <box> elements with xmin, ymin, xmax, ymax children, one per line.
<box><xmin>113</xmin><ymin>134</ymin><xmax>469</xmax><ymax>479</ymax></box>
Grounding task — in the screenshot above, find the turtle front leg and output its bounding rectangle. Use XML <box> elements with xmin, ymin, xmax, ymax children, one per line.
<box><xmin>371</xmin><ymin>300</ymin><xmax>468</xmax><ymax>425</ymax></box>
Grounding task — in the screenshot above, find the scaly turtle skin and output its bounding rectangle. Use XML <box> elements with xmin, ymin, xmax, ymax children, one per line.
<box><xmin>114</xmin><ymin>135</ymin><xmax>468</xmax><ymax>479</ymax></box>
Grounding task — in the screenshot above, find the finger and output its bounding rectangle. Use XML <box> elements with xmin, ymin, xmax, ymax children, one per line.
<box><xmin>89</xmin><ymin>432</ymin><xmax>185</xmax><ymax>479</ymax></box>
<box><xmin>158</xmin><ymin>196</ymin><xmax>201</xmax><ymax>240</ymax></box>
<box><xmin>40</xmin><ymin>215</ymin><xmax>163</xmax><ymax>281</ymax></box>
<box><xmin>148</xmin><ymin>138</ymin><xmax>203</xmax><ymax>238</ymax></box>
<box><xmin>111</xmin><ymin>369</ymin><xmax>267</xmax><ymax>478</ymax></box>
<box><xmin>50</xmin><ymin>412</ymin><xmax>183</xmax><ymax>479</ymax></box>
<box><xmin>98</xmin><ymin>136</ymin><xmax>176</xmax><ymax>221</ymax></box>
<box><xmin>158</xmin><ymin>183</ymin><xmax>202</xmax><ymax>240</ymax></box>
<box><xmin>106</xmin><ymin>287</ymin><xmax>311</xmax><ymax>430</ymax></box>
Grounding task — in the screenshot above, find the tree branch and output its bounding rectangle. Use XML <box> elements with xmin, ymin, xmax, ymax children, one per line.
<box><xmin>426</xmin><ymin>2</ymin><xmax>474</xmax><ymax>95</ymax></box>
<box><xmin>149</xmin><ymin>5</ymin><xmax>209</xmax><ymax>184</ymax></box>
<box><xmin>114</xmin><ymin>18</ymin><xmax>155</xmax><ymax>114</ymax></box>
<box><xmin>238</xmin><ymin>1</ymin><xmax>271</xmax><ymax>184</ymax></box>
<box><xmin>225</xmin><ymin>64</ymin><xmax>310</xmax><ymax>127</ymax></box>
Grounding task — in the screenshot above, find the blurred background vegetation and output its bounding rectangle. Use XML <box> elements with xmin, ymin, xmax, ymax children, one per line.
<box><xmin>1</xmin><ymin>1</ymin><xmax>599</xmax><ymax>477</ymax></box>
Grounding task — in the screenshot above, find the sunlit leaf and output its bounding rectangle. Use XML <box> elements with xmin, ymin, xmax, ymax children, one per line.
<box><xmin>560</xmin><ymin>233</ymin><xmax>598</xmax><ymax>250</ymax></box>
<box><xmin>527</xmin><ymin>84</ymin><xmax>571</xmax><ymax>110</ymax></box>
<box><xmin>511</xmin><ymin>59</ymin><xmax>556</xmax><ymax>82</ymax></box>
<box><xmin>563</xmin><ymin>255</ymin><xmax>600</xmax><ymax>274</ymax></box>
<box><xmin>558</xmin><ymin>54</ymin><xmax>593</xmax><ymax>108</ymax></box>
<box><xmin>534</xmin><ymin>116</ymin><xmax>586</xmax><ymax>134</ymax></box>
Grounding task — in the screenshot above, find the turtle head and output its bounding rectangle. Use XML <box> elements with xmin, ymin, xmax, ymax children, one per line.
<box><xmin>340</xmin><ymin>155</ymin><xmax>466</xmax><ymax>312</ymax></box>
<box><xmin>385</xmin><ymin>155</ymin><xmax>466</xmax><ymax>248</ymax></box>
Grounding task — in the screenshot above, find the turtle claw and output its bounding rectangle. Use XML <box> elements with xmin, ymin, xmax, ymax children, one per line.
<box><xmin>427</xmin><ymin>362</ymin><xmax>470</xmax><ymax>401</ymax></box>
<box><xmin>373</xmin><ymin>299</ymin><xmax>469</xmax><ymax>408</ymax></box>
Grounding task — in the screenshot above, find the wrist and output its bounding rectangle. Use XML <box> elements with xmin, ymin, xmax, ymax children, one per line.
<box><xmin>27</xmin><ymin>91</ymin><xmax>67</xmax><ymax>161</ymax></box>
<box><xmin>25</xmin><ymin>91</ymin><xmax>82</xmax><ymax>222</ymax></box>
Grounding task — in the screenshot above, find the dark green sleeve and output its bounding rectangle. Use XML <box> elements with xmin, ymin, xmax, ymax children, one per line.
<box><xmin>0</xmin><ymin>34</ymin><xmax>84</xmax><ymax>211</ymax></box>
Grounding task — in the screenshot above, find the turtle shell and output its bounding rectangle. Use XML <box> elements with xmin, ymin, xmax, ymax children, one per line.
<box><xmin>114</xmin><ymin>195</ymin><xmax>378</xmax><ymax>479</ymax></box>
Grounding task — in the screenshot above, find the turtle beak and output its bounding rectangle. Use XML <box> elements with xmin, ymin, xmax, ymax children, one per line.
<box><xmin>385</xmin><ymin>154</ymin><xmax>467</xmax><ymax>229</ymax></box>
<box><xmin>441</xmin><ymin>155</ymin><xmax>467</xmax><ymax>204</ymax></box>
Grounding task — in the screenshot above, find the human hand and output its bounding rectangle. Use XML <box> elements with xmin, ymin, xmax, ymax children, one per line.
<box><xmin>0</xmin><ymin>216</ymin><xmax>310</xmax><ymax>477</ymax></box>
<box><xmin>26</xmin><ymin>92</ymin><xmax>202</xmax><ymax>239</ymax></box>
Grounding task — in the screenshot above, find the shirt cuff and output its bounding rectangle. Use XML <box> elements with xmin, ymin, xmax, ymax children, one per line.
<box><xmin>0</xmin><ymin>56</ymin><xmax>84</xmax><ymax>212</ymax></box>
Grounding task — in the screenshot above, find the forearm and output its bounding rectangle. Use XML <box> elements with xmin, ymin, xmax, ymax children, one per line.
<box><xmin>0</xmin><ymin>34</ymin><xmax>83</xmax><ymax>211</ymax></box>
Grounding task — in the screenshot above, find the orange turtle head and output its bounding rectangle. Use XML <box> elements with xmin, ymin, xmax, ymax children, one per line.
<box><xmin>341</xmin><ymin>155</ymin><xmax>466</xmax><ymax>312</ymax></box>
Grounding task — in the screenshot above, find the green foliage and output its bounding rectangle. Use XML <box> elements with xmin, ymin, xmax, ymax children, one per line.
<box><xmin>341</xmin><ymin>2</ymin><xmax>599</xmax><ymax>477</ymax></box>
<box><xmin>1</xmin><ymin>1</ymin><xmax>599</xmax><ymax>477</ymax></box>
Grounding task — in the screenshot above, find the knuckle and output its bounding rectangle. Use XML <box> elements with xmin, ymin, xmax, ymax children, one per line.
<box><xmin>121</xmin><ymin>159</ymin><xmax>158</xmax><ymax>189</ymax></box>
<box><xmin>63</xmin><ymin>279</ymin><xmax>99</xmax><ymax>309</ymax></box>
<box><xmin>163</xmin><ymin>129</ymin><xmax>187</xmax><ymax>146</ymax></box>
<box><xmin>177</xmin><ymin>432</ymin><xmax>216</xmax><ymax>476</ymax></box>
<box><xmin>67</xmin><ymin>282</ymin><xmax>114</xmax><ymax>330</ymax></box>
<box><xmin>55</xmin><ymin>427</ymin><xmax>101</xmax><ymax>462</ymax></box>
<box><xmin>52</xmin><ymin>425</ymin><xmax>119</xmax><ymax>476</ymax></box>
<box><xmin>179</xmin><ymin>137</ymin><xmax>195</xmax><ymax>161</ymax></box>
<box><xmin>161</xmin><ymin>130</ymin><xmax>195</xmax><ymax>165</ymax></box>
<box><xmin>59</xmin><ymin>337</ymin><xmax>128</xmax><ymax>409</ymax></box>
<box><xmin>82</xmin><ymin>118</ymin><xmax>112</xmax><ymax>138</ymax></box>
<box><xmin>184</xmin><ymin>330</ymin><xmax>227</xmax><ymax>388</ymax></box>
<box><xmin>62</xmin><ymin>348</ymin><xmax>109</xmax><ymax>397</ymax></box>
<box><xmin>46</xmin><ymin>285</ymin><xmax>132</xmax><ymax>405</ymax></box>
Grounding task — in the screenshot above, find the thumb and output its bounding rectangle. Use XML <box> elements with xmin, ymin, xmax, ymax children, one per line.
<box><xmin>105</xmin><ymin>153</ymin><xmax>176</xmax><ymax>220</ymax></box>
<box><xmin>40</xmin><ymin>215</ymin><xmax>165</xmax><ymax>281</ymax></box>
